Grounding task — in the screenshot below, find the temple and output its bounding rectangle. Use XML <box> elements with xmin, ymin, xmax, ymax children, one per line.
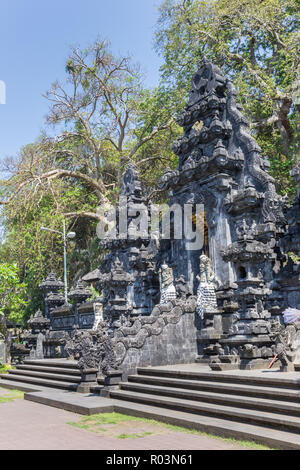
<box><xmin>2</xmin><ymin>60</ymin><xmax>300</xmax><ymax>447</ymax></box>
<box><xmin>7</xmin><ymin>60</ymin><xmax>300</xmax><ymax>378</ymax></box>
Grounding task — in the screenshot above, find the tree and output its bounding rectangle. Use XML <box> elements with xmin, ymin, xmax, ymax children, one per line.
<box><xmin>156</xmin><ymin>0</ymin><xmax>300</xmax><ymax>194</ymax></box>
<box><xmin>0</xmin><ymin>263</ymin><xmax>27</xmax><ymax>361</ymax></box>
<box><xmin>1</xmin><ymin>39</ymin><xmax>177</xmax><ymax>212</ymax></box>
<box><xmin>0</xmin><ymin>39</ymin><xmax>179</xmax><ymax>318</ymax></box>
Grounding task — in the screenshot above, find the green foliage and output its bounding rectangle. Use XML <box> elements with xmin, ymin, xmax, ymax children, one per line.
<box><xmin>86</xmin><ymin>285</ymin><xmax>102</xmax><ymax>301</ymax></box>
<box><xmin>0</xmin><ymin>364</ymin><xmax>14</xmax><ymax>374</ymax></box>
<box><xmin>288</xmin><ymin>251</ymin><xmax>300</xmax><ymax>263</ymax></box>
<box><xmin>0</xmin><ymin>263</ymin><xmax>27</xmax><ymax>328</ymax></box>
<box><xmin>156</xmin><ymin>0</ymin><xmax>300</xmax><ymax>194</ymax></box>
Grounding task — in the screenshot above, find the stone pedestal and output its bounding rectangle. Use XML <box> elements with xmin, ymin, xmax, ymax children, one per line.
<box><xmin>76</xmin><ymin>368</ymin><xmax>98</xmax><ymax>393</ymax></box>
<box><xmin>280</xmin><ymin>363</ymin><xmax>295</xmax><ymax>373</ymax></box>
<box><xmin>100</xmin><ymin>370</ymin><xmax>123</xmax><ymax>397</ymax></box>
<box><xmin>210</xmin><ymin>355</ymin><xmax>241</xmax><ymax>371</ymax></box>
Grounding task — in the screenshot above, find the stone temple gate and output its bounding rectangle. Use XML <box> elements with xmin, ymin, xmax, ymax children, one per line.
<box><xmin>25</xmin><ymin>60</ymin><xmax>300</xmax><ymax>377</ymax></box>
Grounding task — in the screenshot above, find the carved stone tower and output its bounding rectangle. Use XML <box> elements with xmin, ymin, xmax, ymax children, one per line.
<box><xmin>159</xmin><ymin>60</ymin><xmax>286</xmax><ymax>369</ymax></box>
<box><xmin>98</xmin><ymin>163</ymin><xmax>159</xmax><ymax>323</ymax></box>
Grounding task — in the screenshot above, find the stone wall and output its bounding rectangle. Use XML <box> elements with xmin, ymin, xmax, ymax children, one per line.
<box><xmin>113</xmin><ymin>297</ymin><xmax>199</xmax><ymax>378</ymax></box>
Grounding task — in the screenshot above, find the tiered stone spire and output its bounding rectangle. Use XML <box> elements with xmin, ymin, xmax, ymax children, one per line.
<box><xmin>159</xmin><ymin>60</ymin><xmax>287</xmax><ymax>370</ymax></box>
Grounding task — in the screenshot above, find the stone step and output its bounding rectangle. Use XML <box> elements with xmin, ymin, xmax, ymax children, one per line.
<box><xmin>23</xmin><ymin>359</ymin><xmax>79</xmax><ymax>370</ymax></box>
<box><xmin>121</xmin><ymin>381</ymin><xmax>300</xmax><ymax>416</ymax></box>
<box><xmin>24</xmin><ymin>390</ymin><xmax>115</xmax><ymax>415</ymax></box>
<box><xmin>137</xmin><ymin>367</ymin><xmax>300</xmax><ymax>389</ymax></box>
<box><xmin>0</xmin><ymin>379</ymin><xmax>63</xmax><ymax>393</ymax></box>
<box><xmin>0</xmin><ymin>373</ymin><xmax>78</xmax><ymax>391</ymax></box>
<box><xmin>17</xmin><ymin>364</ymin><xmax>81</xmax><ymax>376</ymax></box>
<box><xmin>110</xmin><ymin>389</ymin><xmax>300</xmax><ymax>433</ymax></box>
<box><xmin>112</xmin><ymin>400</ymin><xmax>300</xmax><ymax>450</ymax></box>
<box><xmin>128</xmin><ymin>374</ymin><xmax>300</xmax><ymax>402</ymax></box>
<box><xmin>8</xmin><ymin>369</ymin><xmax>81</xmax><ymax>384</ymax></box>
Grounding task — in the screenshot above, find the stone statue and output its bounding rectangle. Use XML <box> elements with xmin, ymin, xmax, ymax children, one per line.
<box><xmin>269</xmin><ymin>323</ymin><xmax>299</xmax><ymax>371</ymax></box>
<box><xmin>65</xmin><ymin>321</ymin><xmax>118</xmax><ymax>376</ymax></box>
<box><xmin>159</xmin><ymin>263</ymin><xmax>176</xmax><ymax>304</ymax></box>
<box><xmin>196</xmin><ymin>254</ymin><xmax>218</xmax><ymax>318</ymax></box>
<box><xmin>65</xmin><ymin>330</ymin><xmax>98</xmax><ymax>371</ymax></box>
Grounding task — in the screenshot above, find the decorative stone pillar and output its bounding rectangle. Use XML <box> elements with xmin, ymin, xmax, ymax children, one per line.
<box><xmin>69</xmin><ymin>279</ymin><xmax>92</xmax><ymax>328</ymax></box>
<box><xmin>26</xmin><ymin>310</ymin><xmax>50</xmax><ymax>359</ymax></box>
<box><xmin>39</xmin><ymin>273</ymin><xmax>64</xmax><ymax>319</ymax></box>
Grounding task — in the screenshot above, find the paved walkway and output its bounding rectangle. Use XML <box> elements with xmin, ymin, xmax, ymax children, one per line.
<box><xmin>0</xmin><ymin>395</ymin><xmax>249</xmax><ymax>450</ymax></box>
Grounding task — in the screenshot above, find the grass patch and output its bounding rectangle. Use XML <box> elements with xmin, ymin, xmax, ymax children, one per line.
<box><xmin>0</xmin><ymin>388</ymin><xmax>24</xmax><ymax>403</ymax></box>
<box><xmin>117</xmin><ymin>432</ymin><xmax>153</xmax><ymax>440</ymax></box>
<box><xmin>67</xmin><ymin>412</ymin><xmax>272</xmax><ymax>449</ymax></box>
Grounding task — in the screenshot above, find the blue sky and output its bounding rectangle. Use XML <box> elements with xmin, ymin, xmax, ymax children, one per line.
<box><xmin>0</xmin><ymin>0</ymin><xmax>162</xmax><ymax>160</ymax></box>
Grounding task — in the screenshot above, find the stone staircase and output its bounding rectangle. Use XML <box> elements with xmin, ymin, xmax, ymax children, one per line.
<box><xmin>2</xmin><ymin>359</ymin><xmax>300</xmax><ymax>448</ymax></box>
<box><xmin>109</xmin><ymin>366</ymin><xmax>300</xmax><ymax>449</ymax></box>
<box><xmin>0</xmin><ymin>359</ymin><xmax>80</xmax><ymax>392</ymax></box>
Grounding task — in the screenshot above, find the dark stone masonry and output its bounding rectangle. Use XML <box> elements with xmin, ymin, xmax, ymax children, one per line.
<box><xmin>27</xmin><ymin>60</ymin><xmax>300</xmax><ymax>379</ymax></box>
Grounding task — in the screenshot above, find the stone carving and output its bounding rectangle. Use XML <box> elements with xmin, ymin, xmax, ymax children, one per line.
<box><xmin>65</xmin><ymin>330</ymin><xmax>97</xmax><ymax>370</ymax></box>
<box><xmin>93</xmin><ymin>302</ymin><xmax>103</xmax><ymax>330</ymax></box>
<box><xmin>269</xmin><ymin>322</ymin><xmax>300</xmax><ymax>370</ymax></box>
<box><xmin>112</xmin><ymin>297</ymin><xmax>198</xmax><ymax>376</ymax></box>
<box><xmin>39</xmin><ymin>273</ymin><xmax>64</xmax><ymax>319</ymax></box>
<box><xmin>65</xmin><ymin>297</ymin><xmax>198</xmax><ymax>378</ymax></box>
<box><xmin>275</xmin><ymin>165</ymin><xmax>300</xmax><ymax>313</ymax></box>
<box><xmin>175</xmin><ymin>275</ymin><xmax>190</xmax><ymax>299</ymax></box>
<box><xmin>65</xmin><ymin>322</ymin><xmax>117</xmax><ymax>375</ymax></box>
<box><xmin>196</xmin><ymin>255</ymin><xmax>218</xmax><ymax>319</ymax></box>
<box><xmin>10</xmin><ymin>342</ymin><xmax>30</xmax><ymax>364</ymax></box>
<box><xmin>159</xmin><ymin>264</ymin><xmax>177</xmax><ymax>304</ymax></box>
